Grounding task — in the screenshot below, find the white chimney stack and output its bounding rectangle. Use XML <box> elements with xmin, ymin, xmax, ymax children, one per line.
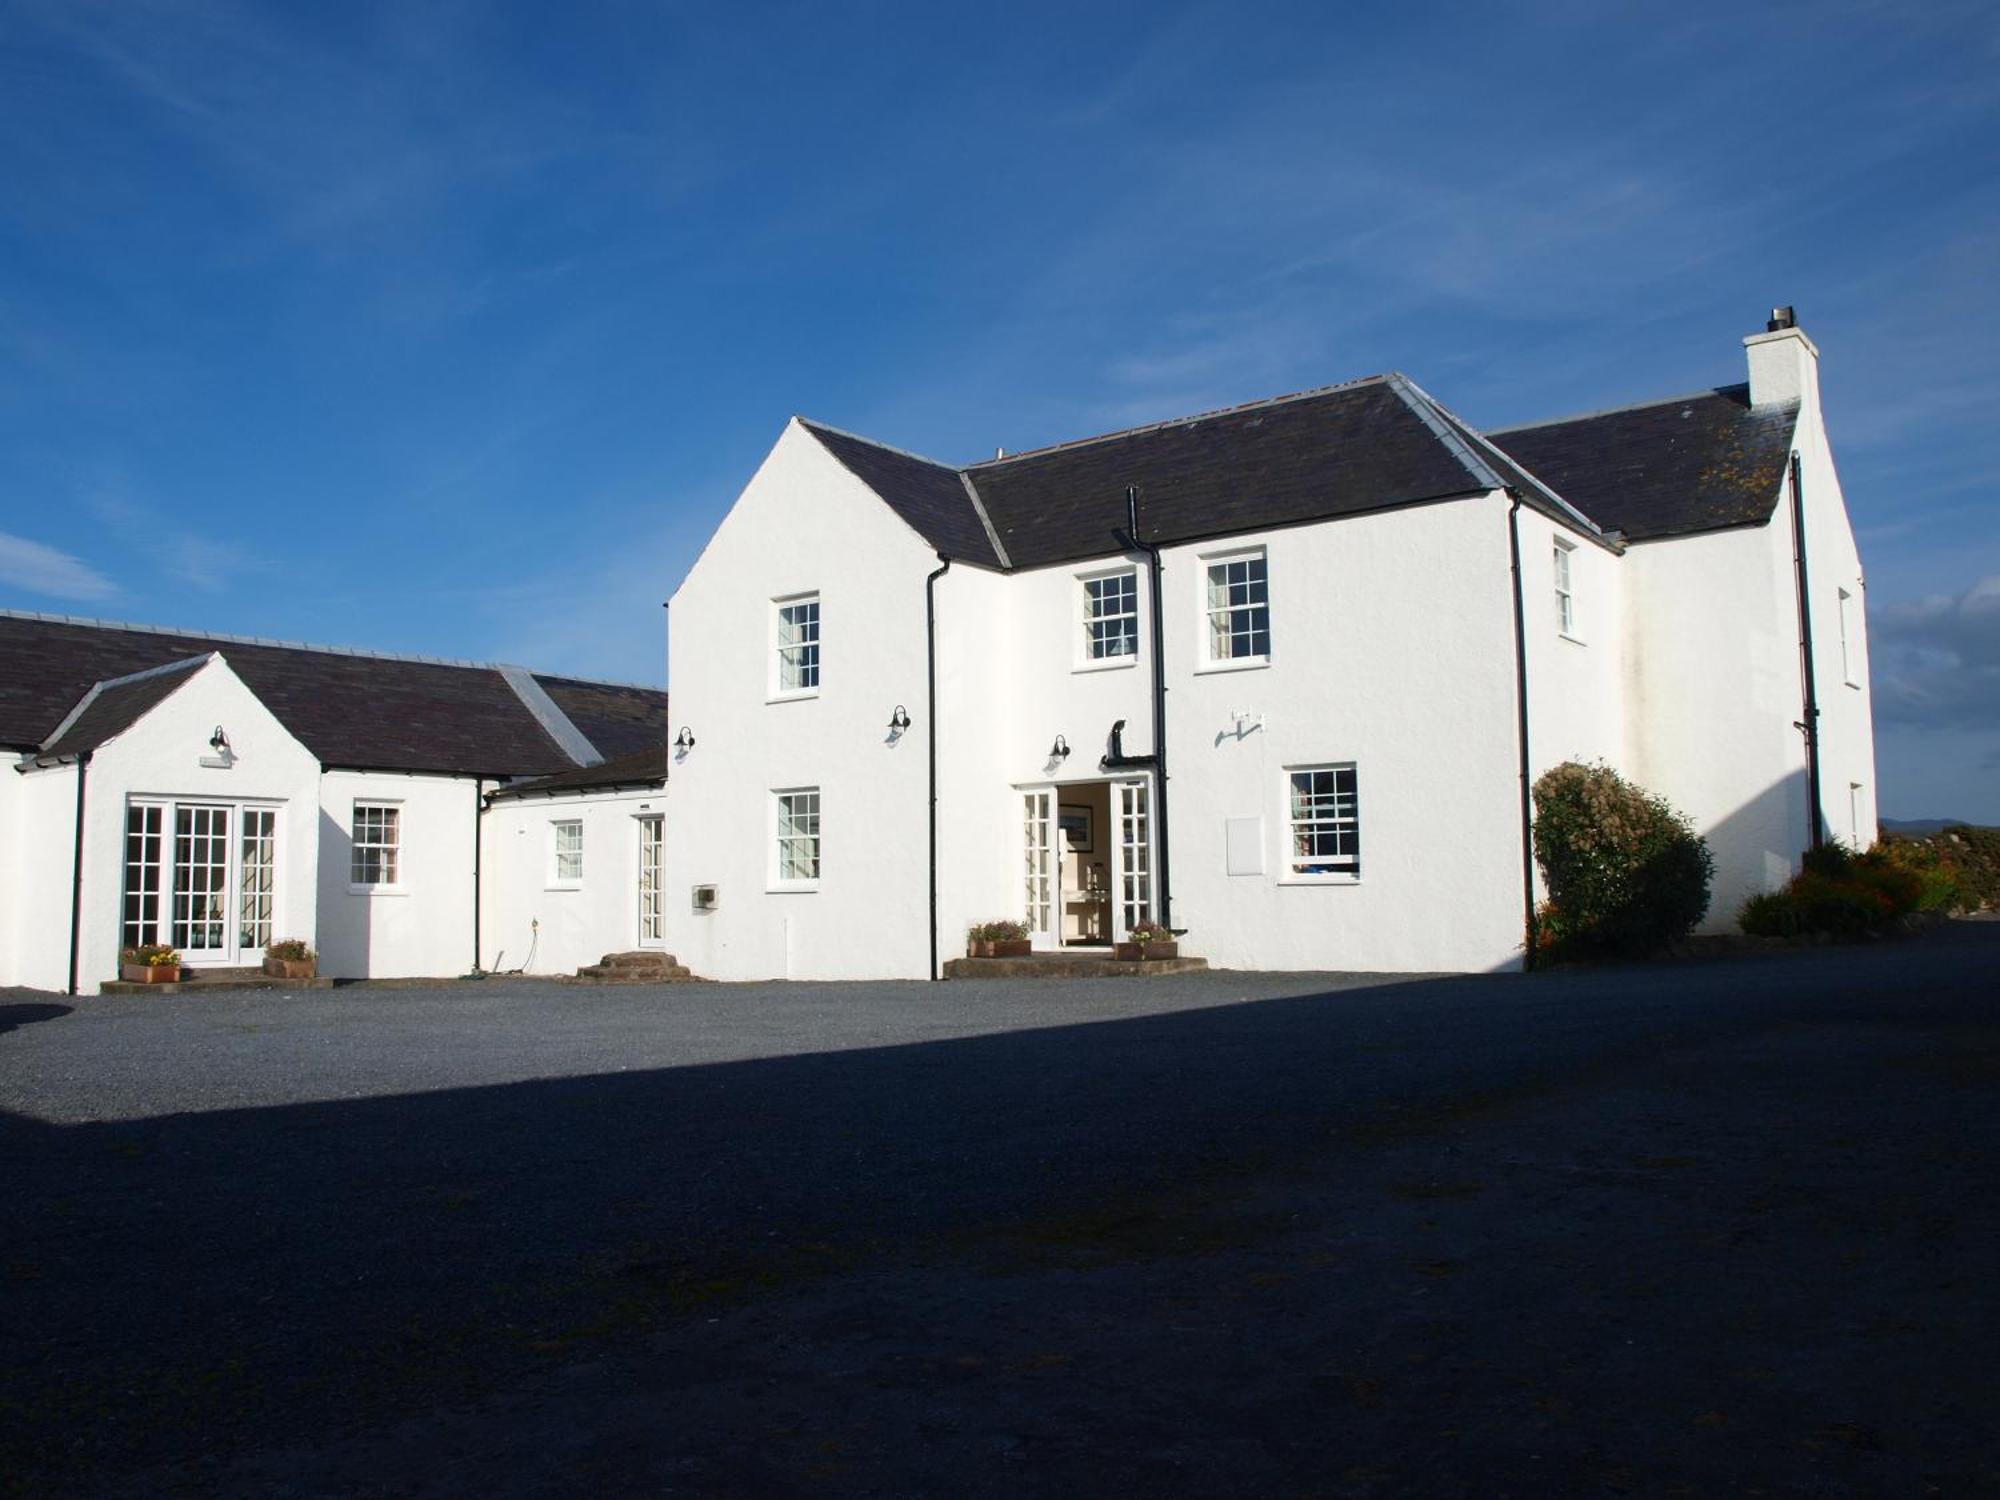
<box><xmin>1743</xmin><ymin>305</ymin><xmax>1820</xmax><ymax>410</ymax></box>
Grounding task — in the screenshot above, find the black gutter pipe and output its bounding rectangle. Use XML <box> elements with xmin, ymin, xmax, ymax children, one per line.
<box><xmin>472</xmin><ymin>777</ymin><xmax>485</xmax><ymax>972</ymax></box>
<box><xmin>1506</xmin><ymin>496</ymin><xmax>1538</xmax><ymax>970</ymax></box>
<box><xmin>67</xmin><ymin>751</ymin><xmax>90</xmax><ymax>996</ymax></box>
<box><xmin>926</xmin><ymin>552</ymin><xmax>952</xmax><ymax>980</ymax></box>
<box><xmin>1118</xmin><ymin>486</ymin><xmax>1173</xmax><ymax>929</ymax></box>
<box><xmin>1787</xmin><ymin>452</ymin><xmax>1825</xmax><ymax>852</ymax></box>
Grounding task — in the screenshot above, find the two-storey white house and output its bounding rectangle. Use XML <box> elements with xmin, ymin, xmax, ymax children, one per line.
<box><xmin>662</xmin><ymin>312</ymin><xmax>1876</xmax><ymax>979</ymax></box>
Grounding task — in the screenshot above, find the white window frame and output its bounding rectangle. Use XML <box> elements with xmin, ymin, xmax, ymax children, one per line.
<box><xmin>349</xmin><ymin>801</ymin><xmax>403</xmax><ymax>893</ymax></box>
<box><xmin>770</xmin><ymin>787</ymin><xmax>822</xmax><ymax>891</ymax></box>
<box><xmin>770</xmin><ymin>592</ymin><xmax>821</xmax><ymax>701</ymax></box>
<box><xmin>548</xmin><ymin>818</ymin><xmax>584</xmax><ymax>889</ymax></box>
<box><xmin>1077</xmin><ymin>566</ymin><xmax>1140</xmax><ymax>671</ymax></box>
<box><xmin>1554</xmin><ymin>537</ymin><xmax>1580</xmax><ymax>641</ymax></box>
<box><xmin>1838</xmin><ymin>587</ymin><xmax>1860</xmax><ymax>687</ymax></box>
<box><xmin>1282</xmin><ymin>763</ymin><xmax>1360</xmax><ymax>884</ymax></box>
<box><xmin>1198</xmin><ymin>546</ymin><xmax>1271</xmax><ymax>672</ymax></box>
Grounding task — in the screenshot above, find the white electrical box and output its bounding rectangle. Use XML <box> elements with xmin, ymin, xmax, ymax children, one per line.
<box><xmin>692</xmin><ymin>884</ymin><xmax>718</xmax><ymax>911</ymax></box>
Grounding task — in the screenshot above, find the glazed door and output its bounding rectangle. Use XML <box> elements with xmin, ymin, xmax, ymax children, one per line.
<box><xmin>1022</xmin><ymin>790</ymin><xmax>1054</xmax><ymax>947</ymax></box>
<box><xmin>637</xmin><ymin>816</ymin><xmax>664</xmax><ymax>947</ymax></box>
<box><xmin>172</xmin><ymin>804</ymin><xmax>234</xmax><ymax>964</ymax></box>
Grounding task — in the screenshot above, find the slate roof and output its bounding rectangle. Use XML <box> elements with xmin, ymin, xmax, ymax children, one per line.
<box><xmin>533</xmin><ymin>676</ymin><xmax>671</xmax><ymax>761</ymax></box>
<box><xmin>486</xmin><ymin>746</ymin><xmax>669</xmax><ymax>800</ymax></box>
<box><xmin>1</xmin><ymin>613</ymin><xmax>669</xmax><ymax>777</ymax></box>
<box><xmin>1487</xmin><ymin>385</ymin><xmax>1800</xmax><ymax>542</ymax></box>
<box><xmin>801</xmin><ymin>421</ymin><xmax>1003</xmax><ymax>567</ymax></box>
<box><xmin>37</xmin><ymin>656</ymin><xmax>211</xmax><ymax>761</ymax></box>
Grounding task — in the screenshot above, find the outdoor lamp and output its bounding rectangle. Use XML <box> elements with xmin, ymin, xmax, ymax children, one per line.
<box><xmin>889</xmin><ymin>705</ymin><xmax>911</xmax><ymax>731</ymax></box>
<box><xmin>674</xmin><ymin>726</ymin><xmax>696</xmax><ymax>751</ymax></box>
<box><xmin>1051</xmin><ymin>734</ymin><xmax>1070</xmax><ymax>760</ymax></box>
<box><xmin>209</xmin><ymin>726</ymin><xmax>230</xmax><ymax>753</ymax></box>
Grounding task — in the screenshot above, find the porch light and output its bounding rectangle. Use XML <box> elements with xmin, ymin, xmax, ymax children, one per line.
<box><xmin>1051</xmin><ymin>735</ymin><xmax>1070</xmax><ymax>760</ymax></box>
<box><xmin>208</xmin><ymin>726</ymin><xmax>230</xmax><ymax>753</ymax></box>
<box><xmin>674</xmin><ymin>726</ymin><xmax>696</xmax><ymax>751</ymax></box>
<box><xmin>889</xmin><ymin>705</ymin><xmax>911</xmax><ymax>732</ymax></box>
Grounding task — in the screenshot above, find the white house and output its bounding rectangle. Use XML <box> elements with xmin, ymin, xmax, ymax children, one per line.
<box><xmin>0</xmin><ymin>612</ymin><xmax>668</xmax><ymax>993</ymax></box>
<box><xmin>661</xmin><ymin>310</ymin><xmax>1876</xmax><ymax>980</ymax></box>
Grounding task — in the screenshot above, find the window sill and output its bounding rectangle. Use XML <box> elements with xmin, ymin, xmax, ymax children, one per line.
<box><xmin>1194</xmin><ymin>656</ymin><xmax>1271</xmax><ymax>676</ymax></box>
<box><xmin>765</xmin><ymin>882</ymin><xmax>820</xmax><ymax>894</ymax></box>
<box><xmin>766</xmin><ymin>689</ymin><xmax>820</xmax><ymax>705</ymax></box>
<box><xmin>348</xmin><ymin>884</ymin><xmax>408</xmax><ymax>897</ymax></box>
<box><xmin>1073</xmin><ymin>656</ymin><xmax>1138</xmax><ymax>675</ymax></box>
<box><xmin>544</xmin><ymin>882</ymin><xmax>582</xmax><ymax>893</ymax></box>
<box><xmin>1278</xmin><ymin>872</ymin><xmax>1360</xmax><ymax>886</ymax></box>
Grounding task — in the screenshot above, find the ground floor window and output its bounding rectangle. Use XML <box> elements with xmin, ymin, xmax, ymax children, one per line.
<box><xmin>122</xmin><ymin>804</ymin><xmax>164</xmax><ymax>949</ymax></box>
<box><xmin>638</xmin><ymin>815</ymin><xmax>663</xmax><ymax>942</ymax></box>
<box><xmin>774</xmin><ymin>788</ymin><xmax>821</xmax><ymax>886</ymax></box>
<box><xmin>351</xmin><ymin>802</ymin><xmax>401</xmax><ymax>887</ymax></box>
<box><xmin>1287</xmin><ymin>764</ymin><xmax>1359</xmax><ymax>878</ymax></box>
<box><xmin>240</xmin><ymin>809</ymin><xmax>277</xmax><ymax>950</ymax></box>
<box><xmin>123</xmin><ymin>798</ymin><xmax>283</xmax><ymax>963</ymax></box>
<box><xmin>550</xmin><ymin>819</ymin><xmax>584</xmax><ymax>886</ymax></box>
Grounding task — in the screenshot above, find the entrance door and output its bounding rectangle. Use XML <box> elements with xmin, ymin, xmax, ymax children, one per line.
<box><xmin>1023</xmin><ymin>790</ymin><xmax>1054</xmax><ymax>947</ymax></box>
<box><xmin>637</xmin><ymin>815</ymin><xmax>664</xmax><ymax>947</ymax></box>
<box><xmin>172</xmin><ymin>804</ymin><xmax>234</xmax><ymax>964</ymax></box>
<box><xmin>1115</xmin><ymin>781</ymin><xmax>1154</xmax><ymax>938</ymax></box>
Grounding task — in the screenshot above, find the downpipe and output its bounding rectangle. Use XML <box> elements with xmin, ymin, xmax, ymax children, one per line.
<box><xmin>1506</xmin><ymin>495</ymin><xmax>1537</xmax><ymax>970</ymax></box>
<box><xmin>926</xmin><ymin>552</ymin><xmax>952</xmax><ymax>980</ymax></box>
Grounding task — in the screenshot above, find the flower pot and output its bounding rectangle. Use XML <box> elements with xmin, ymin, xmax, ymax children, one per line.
<box><xmin>990</xmin><ymin>939</ymin><xmax>1032</xmax><ymax>958</ymax></box>
<box><xmin>120</xmin><ymin>963</ymin><xmax>179</xmax><ymax>984</ymax></box>
<box><xmin>263</xmin><ymin>958</ymin><xmax>316</xmax><ymax>980</ymax></box>
<box><xmin>1113</xmin><ymin>941</ymin><xmax>1178</xmax><ymax>961</ymax></box>
<box><xmin>968</xmin><ymin>939</ymin><xmax>994</xmax><ymax>958</ymax></box>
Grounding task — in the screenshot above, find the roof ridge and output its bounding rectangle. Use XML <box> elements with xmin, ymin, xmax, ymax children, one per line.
<box><xmin>38</xmin><ymin>653</ymin><xmax>213</xmax><ymax>754</ymax></box>
<box><xmin>0</xmin><ymin>607</ymin><xmax>658</xmax><ymax>692</ymax></box>
<box><xmin>496</xmin><ymin>664</ymin><xmax>604</xmax><ymax>768</ymax></box>
<box><xmin>965</xmin><ymin>373</ymin><xmax>1392</xmax><ymax>470</ymax></box>
<box><xmin>1486</xmin><ymin>383</ymin><xmax>1758</xmax><ymax>436</ymax></box>
<box><xmin>959</xmin><ymin>472</ymin><xmax>1012</xmax><ymax>569</ymax></box>
<box><xmin>1395</xmin><ymin>376</ymin><xmax>1612</xmax><ymax>543</ymax></box>
<box><xmin>1383</xmin><ymin>373</ymin><xmax>1506</xmax><ymax>492</ymax></box>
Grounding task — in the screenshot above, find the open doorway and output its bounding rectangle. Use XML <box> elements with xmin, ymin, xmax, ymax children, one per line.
<box><xmin>1056</xmin><ymin>781</ymin><xmax>1112</xmax><ymax>947</ymax></box>
<box><xmin>1022</xmin><ymin>777</ymin><xmax>1154</xmax><ymax>951</ymax></box>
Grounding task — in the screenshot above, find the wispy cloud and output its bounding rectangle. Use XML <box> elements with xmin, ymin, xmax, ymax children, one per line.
<box><xmin>0</xmin><ymin>530</ymin><xmax>119</xmax><ymax>602</ymax></box>
<box><xmin>1871</xmin><ymin>575</ymin><xmax>2000</xmax><ymax>732</ymax></box>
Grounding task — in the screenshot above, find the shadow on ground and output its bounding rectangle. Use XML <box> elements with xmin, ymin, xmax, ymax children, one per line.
<box><xmin>2</xmin><ymin>925</ymin><xmax>1996</xmax><ymax>1495</ymax></box>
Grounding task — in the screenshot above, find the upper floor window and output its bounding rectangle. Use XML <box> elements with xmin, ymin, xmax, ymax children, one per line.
<box><xmin>550</xmin><ymin>819</ymin><xmax>583</xmax><ymax>887</ymax></box>
<box><xmin>773</xmin><ymin>594</ymin><xmax>820</xmax><ymax>697</ymax></box>
<box><xmin>1204</xmin><ymin>550</ymin><xmax>1270</xmax><ymax>664</ymax></box>
<box><xmin>1554</xmin><ymin>538</ymin><xmax>1577</xmax><ymax>638</ymax></box>
<box><xmin>1287</xmin><ymin>764</ymin><xmax>1359</xmax><ymax>879</ymax></box>
<box><xmin>1081</xmin><ymin>568</ymin><xmax>1139</xmax><ymax>664</ymax></box>
<box><xmin>352</xmin><ymin>802</ymin><xmax>401</xmax><ymax>887</ymax></box>
<box><xmin>1838</xmin><ymin>587</ymin><xmax>1860</xmax><ymax>686</ymax></box>
<box><xmin>774</xmin><ymin>788</ymin><xmax>821</xmax><ymax>887</ymax></box>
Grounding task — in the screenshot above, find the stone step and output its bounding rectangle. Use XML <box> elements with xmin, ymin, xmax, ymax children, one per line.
<box><xmin>593</xmin><ymin>950</ymin><xmax>682</xmax><ymax>970</ymax></box>
<box><xmin>943</xmin><ymin>954</ymin><xmax>1209</xmax><ymax>980</ymax></box>
<box><xmin>573</xmin><ymin>963</ymin><xmax>696</xmax><ymax>984</ymax></box>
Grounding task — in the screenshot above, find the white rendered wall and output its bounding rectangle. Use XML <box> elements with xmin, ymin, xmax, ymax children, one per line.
<box><xmin>0</xmin><ymin>760</ymin><xmax>20</xmax><ymax>985</ymax></box>
<box><xmin>317</xmin><ymin>769</ymin><xmax>481</xmax><ymax>980</ymax></box>
<box><xmin>664</xmin><ymin>420</ymin><xmax>943</xmax><ymax>980</ymax></box>
<box><xmin>4</xmin><ymin>762</ymin><xmax>80</xmax><ymax>991</ymax></box>
<box><xmin>1158</xmin><ymin>495</ymin><xmax>1529</xmax><ymax>973</ymax></box>
<box><xmin>68</xmin><ymin>656</ymin><xmax>320</xmax><ymax>992</ymax></box>
<box><xmin>480</xmin><ymin>784</ymin><xmax>667</xmax><ymax>975</ymax></box>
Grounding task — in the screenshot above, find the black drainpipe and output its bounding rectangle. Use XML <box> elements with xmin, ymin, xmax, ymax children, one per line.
<box><xmin>67</xmin><ymin>752</ymin><xmax>90</xmax><ymax>996</ymax></box>
<box><xmin>1115</xmin><ymin>485</ymin><xmax>1172</xmax><ymax>929</ymax></box>
<box><xmin>472</xmin><ymin>777</ymin><xmax>485</xmax><ymax>972</ymax></box>
<box><xmin>1787</xmin><ymin>452</ymin><xmax>1824</xmax><ymax>852</ymax></box>
<box><xmin>926</xmin><ymin>552</ymin><xmax>952</xmax><ymax>980</ymax></box>
<box><xmin>1506</xmin><ymin>496</ymin><xmax>1537</xmax><ymax>970</ymax></box>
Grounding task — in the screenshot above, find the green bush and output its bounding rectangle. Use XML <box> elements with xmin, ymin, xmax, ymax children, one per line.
<box><xmin>1738</xmin><ymin>838</ymin><xmax>1947</xmax><ymax>939</ymax></box>
<box><xmin>1531</xmin><ymin>762</ymin><xmax>1714</xmax><ymax>960</ymax></box>
<box><xmin>1882</xmin><ymin>826</ymin><xmax>1993</xmax><ymax>913</ymax></box>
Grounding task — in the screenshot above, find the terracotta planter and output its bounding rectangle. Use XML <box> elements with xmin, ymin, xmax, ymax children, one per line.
<box><xmin>1113</xmin><ymin>941</ymin><xmax>1178</xmax><ymax>961</ymax></box>
<box><xmin>990</xmin><ymin>939</ymin><xmax>1032</xmax><ymax>958</ymax></box>
<box><xmin>968</xmin><ymin>939</ymin><xmax>994</xmax><ymax>958</ymax></box>
<box><xmin>120</xmin><ymin>963</ymin><xmax>179</xmax><ymax>984</ymax></box>
<box><xmin>263</xmin><ymin>957</ymin><xmax>316</xmax><ymax>980</ymax></box>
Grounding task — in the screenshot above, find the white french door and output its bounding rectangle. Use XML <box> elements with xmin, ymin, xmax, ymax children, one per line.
<box><xmin>637</xmin><ymin>815</ymin><xmax>664</xmax><ymax>947</ymax></box>
<box><xmin>1116</xmin><ymin>780</ymin><xmax>1154</xmax><ymax>939</ymax></box>
<box><xmin>172</xmin><ymin>805</ymin><xmax>234</xmax><ymax>963</ymax></box>
<box><xmin>1023</xmin><ymin>790</ymin><xmax>1054</xmax><ymax>946</ymax></box>
<box><xmin>125</xmin><ymin>799</ymin><xmax>283</xmax><ymax>967</ymax></box>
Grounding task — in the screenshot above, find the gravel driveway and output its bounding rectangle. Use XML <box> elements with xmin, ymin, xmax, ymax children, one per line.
<box><xmin>2</xmin><ymin>926</ymin><xmax>1995</xmax><ymax>1495</ymax></box>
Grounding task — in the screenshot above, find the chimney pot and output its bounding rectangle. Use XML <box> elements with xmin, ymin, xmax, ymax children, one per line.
<box><xmin>1767</xmin><ymin>305</ymin><xmax>1797</xmax><ymax>332</ymax></box>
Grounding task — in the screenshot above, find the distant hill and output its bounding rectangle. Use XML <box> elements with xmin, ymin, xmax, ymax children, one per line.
<box><xmin>1882</xmin><ymin>817</ymin><xmax>1994</xmax><ymax>836</ymax></box>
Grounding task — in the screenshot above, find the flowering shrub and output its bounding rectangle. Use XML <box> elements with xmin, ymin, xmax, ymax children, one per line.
<box><xmin>1531</xmin><ymin>761</ymin><xmax>1713</xmax><ymax>960</ymax></box>
<box><xmin>265</xmin><ymin>938</ymin><xmax>316</xmax><ymax>962</ymax></box>
<box><xmin>1127</xmin><ymin>922</ymin><xmax>1174</xmax><ymax>945</ymax></box>
<box><xmin>1740</xmin><ymin>841</ymin><xmax>1949</xmax><ymax>939</ymax></box>
<box><xmin>969</xmin><ymin>920</ymin><xmax>1030</xmax><ymax>943</ymax></box>
<box><xmin>122</xmin><ymin>943</ymin><xmax>179</xmax><ymax>967</ymax></box>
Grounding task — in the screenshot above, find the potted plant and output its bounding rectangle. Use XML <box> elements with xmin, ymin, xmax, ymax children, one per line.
<box><xmin>1114</xmin><ymin>922</ymin><xmax>1178</xmax><ymax>961</ymax></box>
<box><xmin>967</xmin><ymin>920</ymin><xmax>1033</xmax><ymax>958</ymax></box>
<box><xmin>263</xmin><ymin>939</ymin><xmax>317</xmax><ymax>980</ymax></box>
<box><xmin>119</xmin><ymin>944</ymin><xmax>181</xmax><ymax>983</ymax></box>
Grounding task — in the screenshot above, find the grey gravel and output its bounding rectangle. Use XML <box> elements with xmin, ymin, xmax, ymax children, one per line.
<box><xmin>2</xmin><ymin>924</ymin><xmax>1995</xmax><ymax>1496</ymax></box>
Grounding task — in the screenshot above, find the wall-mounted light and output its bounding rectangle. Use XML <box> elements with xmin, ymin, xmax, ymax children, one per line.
<box><xmin>209</xmin><ymin>726</ymin><xmax>231</xmax><ymax>753</ymax></box>
<box><xmin>673</xmin><ymin>726</ymin><xmax>696</xmax><ymax>751</ymax></box>
<box><xmin>1050</xmin><ymin>734</ymin><xmax>1070</xmax><ymax>761</ymax></box>
<box><xmin>889</xmin><ymin>705</ymin><xmax>911</xmax><ymax>732</ymax></box>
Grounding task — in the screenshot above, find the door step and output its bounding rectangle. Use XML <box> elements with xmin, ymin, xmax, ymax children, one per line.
<box><xmin>943</xmin><ymin>954</ymin><xmax>1208</xmax><ymax>980</ymax></box>
<box><xmin>573</xmin><ymin>951</ymin><xmax>697</xmax><ymax>983</ymax></box>
<box><xmin>100</xmin><ymin>967</ymin><xmax>335</xmax><ymax>996</ymax></box>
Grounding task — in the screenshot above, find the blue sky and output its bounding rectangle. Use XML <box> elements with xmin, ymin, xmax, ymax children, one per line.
<box><xmin>2</xmin><ymin>0</ymin><xmax>1996</xmax><ymax>819</ymax></box>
